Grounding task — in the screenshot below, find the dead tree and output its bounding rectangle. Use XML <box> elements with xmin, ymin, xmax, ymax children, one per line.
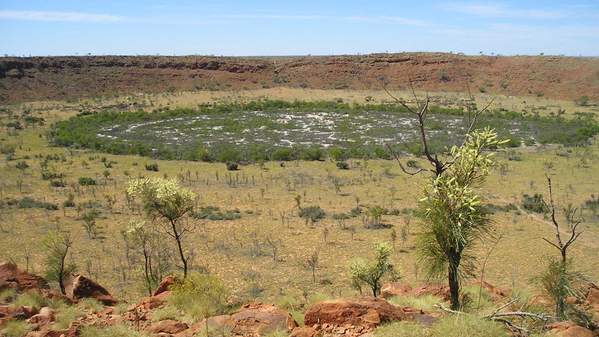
<box><xmin>542</xmin><ymin>176</ymin><xmax>582</xmax><ymax>264</ymax></box>
<box><xmin>383</xmin><ymin>80</ymin><xmax>494</xmax><ymax>177</ymax></box>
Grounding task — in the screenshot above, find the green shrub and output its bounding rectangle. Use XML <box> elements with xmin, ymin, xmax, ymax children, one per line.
<box><xmin>299</xmin><ymin>206</ymin><xmax>326</xmax><ymax>224</ymax></box>
<box><xmin>192</xmin><ymin>206</ymin><xmax>241</xmax><ymax>221</ymax></box>
<box><xmin>226</xmin><ymin>162</ymin><xmax>239</xmax><ymax>171</ymax></box>
<box><xmin>271</xmin><ymin>148</ymin><xmax>295</xmax><ymax>161</ymax></box>
<box><xmin>169</xmin><ymin>273</ymin><xmax>229</xmax><ymax>321</ymax></box>
<box><xmin>14</xmin><ymin>197</ymin><xmax>59</xmax><ymax>210</ymax></box>
<box><xmin>521</xmin><ymin>194</ymin><xmax>548</xmax><ymax>213</ymax></box>
<box><xmin>336</xmin><ymin>161</ymin><xmax>349</xmax><ymax>170</ymax></box>
<box><xmin>78</xmin><ymin>177</ymin><xmax>96</xmax><ymax>186</ymax></box>
<box><xmin>50</xmin><ymin>179</ymin><xmax>67</xmax><ymax>188</ymax></box>
<box><xmin>349</xmin><ymin>243</ymin><xmax>396</xmax><ymax>297</ymax></box>
<box><xmin>575</xmin><ymin>95</ymin><xmax>589</xmax><ymax>106</ymax></box>
<box><xmin>144</xmin><ymin>163</ymin><xmax>159</xmax><ymax>172</ymax></box>
<box><xmin>15</xmin><ymin>161</ymin><xmax>29</xmax><ymax>170</ymax></box>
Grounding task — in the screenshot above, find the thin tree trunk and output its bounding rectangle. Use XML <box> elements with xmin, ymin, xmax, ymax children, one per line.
<box><xmin>170</xmin><ymin>220</ymin><xmax>188</xmax><ymax>278</ymax></box>
<box><xmin>143</xmin><ymin>247</ymin><xmax>152</xmax><ymax>296</ymax></box>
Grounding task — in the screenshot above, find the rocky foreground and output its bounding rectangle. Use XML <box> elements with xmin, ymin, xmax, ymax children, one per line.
<box><xmin>1</xmin><ymin>262</ymin><xmax>598</xmax><ymax>337</ymax></box>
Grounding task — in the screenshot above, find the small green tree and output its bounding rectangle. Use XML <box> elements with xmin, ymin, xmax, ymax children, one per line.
<box><xmin>417</xmin><ymin>128</ymin><xmax>504</xmax><ymax>310</ymax></box>
<box><xmin>349</xmin><ymin>243</ymin><xmax>395</xmax><ymax>297</ymax></box>
<box><xmin>127</xmin><ymin>178</ymin><xmax>196</xmax><ymax>278</ymax></box>
<box><xmin>42</xmin><ymin>230</ymin><xmax>75</xmax><ymax>295</ymax></box>
<box><xmin>125</xmin><ymin>220</ymin><xmax>161</xmax><ymax>295</ymax></box>
<box><xmin>81</xmin><ymin>209</ymin><xmax>100</xmax><ymax>239</ymax></box>
<box><xmin>538</xmin><ymin>176</ymin><xmax>585</xmax><ymax>321</ymax></box>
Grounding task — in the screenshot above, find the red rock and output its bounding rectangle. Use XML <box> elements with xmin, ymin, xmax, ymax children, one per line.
<box><xmin>411</xmin><ymin>284</ymin><xmax>450</xmax><ymax>301</ymax></box>
<box><xmin>304</xmin><ymin>297</ymin><xmax>419</xmax><ymax>329</ymax></box>
<box><xmin>381</xmin><ymin>282</ymin><xmax>413</xmax><ymax>299</ymax></box>
<box><xmin>471</xmin><ymin>281</ymin><xmax>510</xmax><ymax>302</ymax></box>
<box><xmin>153</xmin><ymin>275</ymin><xmax>176</xmax><ymax>296</ymax></box>
<box><xmin>27</xmin><ymin>307</ymin><xmax>55</xmax><ymax>325</ymax></box>
<box><xmin>546</xmin><ymin>321</ymin><xmax>594</xmax><ymax>337</ymax></box>
<box><xmin>147</xmin><ymin>319</ymin><xmax>189</xmax><ymax>334</ymax></box>
<box><xmin>290</xmin><ymin>326</ymin><xmax>318</xmax><ymax>337</ymax></box>
<box><xmin>0</xmin><ymin>262</ymin><xmax>49</xmax><ymax>291</ymax></box>
<box><xmin>65</xmin><ymin>275</ymin><xmax>116</xmax><ymax>305</ymax></box>
<box><xmin>229</xmin><ymin>303</ymin><xmax>298</xmax><ymax>336</ymax></box>
<box><xmin>179</xmin><ymin>303</ymin><xmax>297</xmax><ymax>337</ymax></box>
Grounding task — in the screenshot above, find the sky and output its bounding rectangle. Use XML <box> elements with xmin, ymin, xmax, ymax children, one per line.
<box><xmin>1</xmin><ymin>0</ymin><xmax>598</xmax><ymax>56</ymax></box>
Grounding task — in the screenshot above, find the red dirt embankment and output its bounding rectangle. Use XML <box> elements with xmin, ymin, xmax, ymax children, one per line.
<box><xmin>1</xmin><ymin>53</ymin><xmax>598</xmax><ymax>104</ymax></box>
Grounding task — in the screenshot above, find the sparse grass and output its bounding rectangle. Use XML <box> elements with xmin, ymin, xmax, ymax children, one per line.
<box><xmin>52</xmin><ymin>305</ymin><xmax>84</xmax><ymax>330</ymax></box>
<box><xmin>388</xmin><ymin>294</ymin><xmax>442</xmax><ymax>312</ymax></box>
<box><xmin>429</xmin><ymin>315</ymin><xmax>509</xmax><ymax>337</ymax></box>
<box><xmin>77</xmin><ymin>298</ymin><xmax>104</xmax><ymax>313</ymax></box>
<box><xmin>0</xmin><ymin>320</ymin><xmax>33</xmax><ymax>337</ymax></box>
<box><xmin>80</xmin><ymin>324</ymin><xmax>150</xmax><ymax>337</ymax></box>
<box><xmin>374</xmin><ymin>321</ymin><xmax>428</xmax><ymax>337</ymax></box>
<box><xmin>1</xmin><ymin>88</ymin><xmax>599</xmax><ymax>307</ymax></box>
<box><xmin>150</xmin><ymin>305</ymin><xmax>180</xmax><ymax>322</ymax></box>
<box><xmin>11</xmin><ymin>290</ymin><xmax>48</xmax><ymax>309</ymax></box>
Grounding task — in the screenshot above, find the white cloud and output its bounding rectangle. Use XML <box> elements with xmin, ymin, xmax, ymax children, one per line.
<box><xmin>442</xmin><ymin>3</ymin><xmax>567</xmax><ymax>19</ymax></box>
<box><xmin>216</xmin><ymin>13</ymin><xmax>427</xmax><ymax>26</ymax></box>
<box><xmin>0</xmin><ymin>10</ymin><xmax>123</xmax><ymax>22</ymax></box>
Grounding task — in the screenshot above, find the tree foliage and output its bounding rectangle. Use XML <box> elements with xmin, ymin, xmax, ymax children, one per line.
<box><xmin>349</xmin><ymin>243</ymin><xmax>396</xmax><ymax>297</ymax></box>
<box><xmin>416</xmin><ymin>128</ymin><xmax>505</xmax><ymax>309</ymax></box>
<box><xmin>127</xmin><ymin>177</ymin><xmax>196</xmax><ymax>278</ymax></box>
<box><xmin>42</xmin><ymin>230</ymin><xmax>75</xmax><ymax>295</ymax></box>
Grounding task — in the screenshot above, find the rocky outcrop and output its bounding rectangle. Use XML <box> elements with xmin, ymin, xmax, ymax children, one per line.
<box><xmin>146</xmin><ymin>319</ymin><xmax>189</xmax><ymax>334</ymax></box>
<box><xmin>0</xmin><ymin>262</ymin><xmax>49</xmax><ymax>291</ymax></box>
<box><xmin>182</xmin><ymin>303</ymin><xmax>297</xmax><ymax>337</ymax></box>
<box><xmin>153</xmin><ymin>275</ymin><xmax>176</xmax><ymax>296</ymax></box>
<box><xmin>304</xmin><ymin>297</ymin><xmax>427</xmax><ymax>329</ymax></box>
<box><xmin>64</xmin><ymin>274</ymin><xmax>116</xmax><ymax>305</ymax></box>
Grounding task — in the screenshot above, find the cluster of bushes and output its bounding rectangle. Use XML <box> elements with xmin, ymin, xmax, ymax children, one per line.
<box><xmin>192</xmin><ymin>206</ymin><xmax>242</xmax><ymax>221</ymax></box>
<box><xmin>49</xmin><ymin>100</ymin><xmax>599</xmax><ymax>163</ymax></box>
<box><xmin>521</xmin><ymin>193</ymin><xmax>549</xmax><ymax>213</ymax></box>
<box><xmin>1</xmin><ymin>197</ymin><xmax>59</xmax><ymax>210</ymax></box>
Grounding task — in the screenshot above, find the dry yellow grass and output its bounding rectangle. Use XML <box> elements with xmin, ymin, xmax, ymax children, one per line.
<box><xmin>0</xmin><ymin>89</ymin><xmax>597</xmax><ymax>304</ymax></box>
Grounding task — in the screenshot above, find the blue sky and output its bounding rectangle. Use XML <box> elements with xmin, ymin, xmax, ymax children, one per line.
<box><xmin>1</xmin><ymin>0</ymin><xmax>598</xmax><ymax>56</ymax></box>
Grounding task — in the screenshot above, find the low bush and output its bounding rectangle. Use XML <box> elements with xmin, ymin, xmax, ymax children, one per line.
<box><xmin>336</xmin><ymin>161</ymin><xmax>349</xmax><ymax>170</ymax></box>
<box><xmin>522</xmin><ymin>194</ymin><xmax>548</xmax><ymax>213</ymax></box>
<box><xmin>144</xmin><ymin>163</ymin><xmax>159</xmax><ymax>172</ymax></box>
<box><xmin>299</xmin><ymin>206</ymin><xmax>326</xmax><ymax>224</ymax></box>
<box><xmin>9</xmin><ymin>197</ymin><xmax>58</xmax><ymax>210</ymax></box>
<box><xmin>78</xmin><ymin>177</ymin><xmax>97</xmax><ymax>186</ymax></box>
<box><xmin>169</xmin><ymin>273</ymin><xmax>229</xmax><ymax>321</ymax></box>
<box><xmin>192</xmin><ymin>206</ymin><xmax>241</xmax><ymax>221</ymax></box>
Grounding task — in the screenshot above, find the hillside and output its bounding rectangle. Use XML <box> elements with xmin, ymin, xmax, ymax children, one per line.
<box><xmin>1</xmin><ymin>53</ymin><xmax>598</xmax><ymax>104</ymax></box>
